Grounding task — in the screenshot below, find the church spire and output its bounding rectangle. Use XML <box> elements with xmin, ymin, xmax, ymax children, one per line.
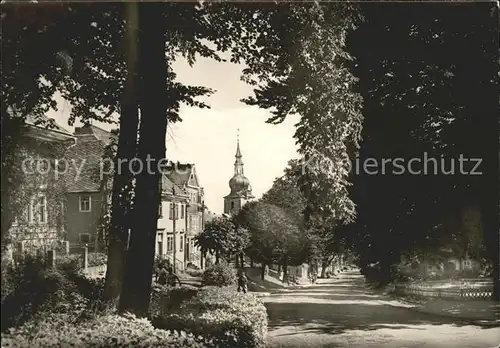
<box><xmin>234</xmin><ymin>129</ymin><xmax>243</xmax><ymax>175</ymax></box>
<box><xmin>236</xmin><ymin>128</ymin><xmax>242</xmax><ymax>157</ymax></box>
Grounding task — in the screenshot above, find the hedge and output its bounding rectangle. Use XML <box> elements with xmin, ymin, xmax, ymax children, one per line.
<box><xmin>1</xmin><ymin>313</ymin><xmax>208</xmax><ymax>347</ymax></box>
<box><xmin>56</xmin><ymin>252</ymin><xmax>108</xmax><ymax>269</ymax></box>
<box><xmin>149</xmin><ymin>284</ymin><xmax>199</xmax><ymax>318</ymax></box>
<box><xmin>1</xmin><ymin>254</ymin><xmax>106</xmax><ymax>332</ymax></box>
<box><xmin>201</xmin><ymin>263</ymin><xmax>236</xmax><ymax>287</ymax></box>
<box><xmin>152</xmin><ymin>286</ymin><xmax>267</xmax><ymax>348</ymax></box>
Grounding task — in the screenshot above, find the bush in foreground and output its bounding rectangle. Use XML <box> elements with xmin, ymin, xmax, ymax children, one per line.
<box><xmin>1</xmin><ymin>254</ymin><xmax>106</xmax><ymax>332</ymax></box>
<box><xmin>149</xmin><ymin>284</ymin><xmax>199</xmax><ymax>318</ymax></box>
<box><xmin>201</xmin><ymin>263</ymin><xmax>236</xmax><ymax>287</ymax></box>
<box><xmin>152</xmin><ymin>287</ymin><xmax>267</xmax><ymax>348</ymax></box>
<box><xmin>2</xmin><ymin>313</ymin><xmax>207</xmax><ymax>347</ymax></box>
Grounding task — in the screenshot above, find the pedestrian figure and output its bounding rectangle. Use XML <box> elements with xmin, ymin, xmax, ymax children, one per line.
<box><xmin>167</xmin><ymin>267</ymin><xmax>182</xmax><ymax>287</ymax></box>
<box><xmin>157</xmin><ymin>265</ymin><xmax>168</xmax><ymax>286</ymax></box>
<box><xmin>237</xmin><ymin>270</ymin><xmax>248</xmax><ymax>293</ymax></box>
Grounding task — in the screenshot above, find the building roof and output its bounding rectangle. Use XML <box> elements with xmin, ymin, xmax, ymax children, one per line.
<box><xmin>25</xmin><ymin>114</ymin><xmax>73</xmax><ymax>136</ymax></box>
<box><xmin>165</xmin><ymin>162</ymin><xmax>201</xmax><ymax>188</ymax></box>
<box><xmin>74</xmin><ymin>123</ymin><xmax>117</xmax><ymax>145</ymax></box>
<box><xmin>64</xmin><ymin>124</ymin><xmax>116</xmax><ymax>193</ymax></box>
<box><xmin>161</xmin><ymin>174</ymin><xmax>186</xmax><ymax>196</ymax></box>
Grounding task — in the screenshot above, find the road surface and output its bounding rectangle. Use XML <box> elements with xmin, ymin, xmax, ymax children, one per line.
<box><xmin>263</xmin><ymin>270</ymin><xmax>500</xmax><ymax>347</ymax></box>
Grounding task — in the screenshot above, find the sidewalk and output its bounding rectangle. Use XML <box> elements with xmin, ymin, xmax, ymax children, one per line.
<box><xmin>389</xmin><ymin>293</ymin><xmax>500</xmax><ymax>326</ymax></box>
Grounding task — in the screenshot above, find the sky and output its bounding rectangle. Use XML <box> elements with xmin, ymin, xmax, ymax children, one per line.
<box><xmin>47</xmin><ymin>56</ymin><xmax>300</xmax><ymax>214</ymax></box>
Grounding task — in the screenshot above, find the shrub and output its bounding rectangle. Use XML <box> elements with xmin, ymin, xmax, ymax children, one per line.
<box><xmin>1</xmin><ymin>254</ymin><xmax>107</xmax><ymax>332</ymax></box>
<box><xmin>201</xmin><ymin>264</ymin><xmax>236</xmax><ymax>287</ymax></box>
<box><xmin>87</xmin><ymin>252</ymin><xmax>108</xmax><ymax>268</ymax></box>
<box><xmin>152</xmin><ymin>287</ymin><xmax>267</xmax><ymax>348</ymax></box>
<box><xmin>1</xmin><ymin>313</ymin><xmax>208</xmax><ymax>347</ymax></box>
<box><xmin>55</xmin><ymin>252</ymin><xmax>107</xmax><ymax>269</ymax></box>
<box><xmin>56</xmin><ymin>254</ymin><xmax>82</xmax><ymax>272</ymax></box>
<box><xmin>153</xmin><ymin>256</ymin><xmax>172</xmax><ymax>279</ymax></box>
<box><xmin>149</xmin><ymin>284</ymin><xmax>199</xmax><ymax>318</ymax></box>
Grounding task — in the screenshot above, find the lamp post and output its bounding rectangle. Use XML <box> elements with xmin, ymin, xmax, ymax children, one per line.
<box><xmin>200</xmin><ymin>200</ymin><xmax>206</xmax><ymax>269</ymax></box>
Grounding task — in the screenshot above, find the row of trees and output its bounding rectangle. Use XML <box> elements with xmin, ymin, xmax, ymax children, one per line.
<box><xmin>346</xmin><ymin>2</ymin><xmax>499</xmax><ymax>297</ymax></box>
<box><xmin>197</xmin><ymin>3</ymin><xmax>499</xmax><ymax>300</ymax></box>
<box><xmin>195</xmin><ymin>159</ymin><xmax>351</xmax><ymax>281</ymax></box>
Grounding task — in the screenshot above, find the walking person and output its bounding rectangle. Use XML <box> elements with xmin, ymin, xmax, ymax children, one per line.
<box><xmin>237</xmin><ymin>269</ymin><xmax>248</xmax><ymax>293</ymax></box>
<box><xmin>157</xmin><ymin>265</ymin><xmax>168</xmax><ymax>286</ymax></box>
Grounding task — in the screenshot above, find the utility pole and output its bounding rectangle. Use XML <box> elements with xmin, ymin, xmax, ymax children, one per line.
<box><xmin>172</xmin><ymin>186</ymin><xmax>176</xmax><ymax>273</ymax></box>
<box><xmin>200</xmin><ymin>200</ymin><xmax>205</xmax><ymax>269</ymax></box>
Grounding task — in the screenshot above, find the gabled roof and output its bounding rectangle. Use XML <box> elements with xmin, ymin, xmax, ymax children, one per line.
<box><xmin>74</xmin><ymin>124</ymin><xmax>117</xmax><ymax>145</ymax></box>
<box><xmin>21</xmin><ymin>114</ymin><xmax>75</xmax><ymax>142</ymax></box>
<box><xmin>161</xmin><ymin>174</ymin><xmax>186</xmax><ymax>196</ymax></box>
<box><xmin>165</xmin><ymin>163</ymin><xmax>201</xmax><ymax>189</ymax></box>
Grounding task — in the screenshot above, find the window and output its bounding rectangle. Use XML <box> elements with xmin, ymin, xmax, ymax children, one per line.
<box><xmin>27</xmin><ymin>201</ymin><xmax>33</xmax><ymax>223</ymax></box>
<box><xmin>231</xmin><ymin>201</ymin><xmax>235</xmax><ymax>209</ymax></box>
<box><xmin>169</xmin><ymin>203</ymin><xmax>174</xmax><ymax>219</ymax></box>
<box><xmin>79</xmin><ymin>195</ymin><xmax>91</xmax><ymax>212</ymax></box>
<box><xmin>157</xmin><ymin>233</ymin><xmax>163</xmax><ymax>255</ymax></box>
<box><xmin>176</xmin><ymin>204</ymin><xmax>180</xmax><ymax>219</ymax></box>
<box><xmin>35</xmin><ymin>196</ymin><xmax>47</xmax><ymax>223</ymax></box>
<box><xmin>180</xmin><ymin>235</ymin><xmax>184</xmax><ymax>251</ymax></box>
<box><xmin>181</xmin><ymin>204</ymin><xmax>185</xmax><ymax>219</ymax></box>
<box><xmin>158</xmin><ymin>203</ymin><xmax>163</xmax><ymax>218</ymax></box>
<box><xmin>80</xmin><ymin>233</ymin><xmax>91</xmax><ymax>244</ymax></box>
<box><xmin>166</xmin><ymin>236</ymin><xmax>173</xmax><ymax>252</ymax></box>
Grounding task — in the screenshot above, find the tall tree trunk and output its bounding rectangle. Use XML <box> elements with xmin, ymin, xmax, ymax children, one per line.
<box><xmin>119</xmin><ymin>3</ymin><xmax>166</xmax><ymax>317</ymax></box>
<box><xmin>320</xmin><ymin>261</ymin><xmax>328</xmax><ymax>278</ymax></box>
<box><xmin>321</xmin><ymin>255</ymin><xmax>334</xmax><ymax>278</ymax></box>
<box><xmin>260</xmin><ymin>263</ymin><xmax>266</xmax><ymax>280</ymax></box>
<box><xmin>240</xmin><ymin>253</ymin><xmax>244</xmax><ymax>268</ymax></box>
<box><xmin>103</xmin><ymin>2</ymin><xmax>139</xmax><ymax>306</ymax></box>
<box><xmin>215</xmin><ymin>250</ymin><xmax>220</xmax><ymax>264</ymax></box>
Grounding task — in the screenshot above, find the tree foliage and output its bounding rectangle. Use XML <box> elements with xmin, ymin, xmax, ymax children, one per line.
<box><xmin>347</xmin><ymin>3</ymin><xmax>498</xmax><ymax>287</ymax></box>
<box><xmin>195</xmin><ymin>216</ymin><xmax>248</xmax><ymax>264</ymax></box>
<box><xmin>236</xmin><ymin>201</ymin><xmax>306</xmax><ymax>268</ymax></box>
<box><xmin>239</xmin><ymin>4</ymin><xmax>364</xmax><ymax>224</ymax></box>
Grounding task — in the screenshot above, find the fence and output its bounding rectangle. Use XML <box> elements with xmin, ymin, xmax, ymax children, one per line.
<box><xmin>84</xmin><ymin>264</ymin><xmax>107</xmax><ymax>279</ymax></box>
<box><xmin>9</xmin><ymin>242</ymin><xmax>107</xmax><ymax>280</ymax></box>
<box><xmin>395</xmin><ymin>280</ymin><xmax>493</xmax><ymax>300</ymax></box>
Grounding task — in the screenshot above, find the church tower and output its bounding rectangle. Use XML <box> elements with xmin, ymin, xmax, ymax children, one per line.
<box><xmin>224</xmin><ymin>130</ymin><xmax>254</xmax><ymax>215</ymax></box>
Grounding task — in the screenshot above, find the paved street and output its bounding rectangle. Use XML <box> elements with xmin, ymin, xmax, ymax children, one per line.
<box><xmin>263</xmin><ymin>270</ymin><xmax>500</xmax><ymax>347</ymax></box>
